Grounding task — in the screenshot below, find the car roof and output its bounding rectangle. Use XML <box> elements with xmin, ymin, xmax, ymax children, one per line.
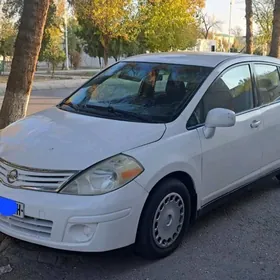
<box><xmin>124</xmin><ymin>52</ymin><xmax>280</xmax><ymax>68</ymax></box>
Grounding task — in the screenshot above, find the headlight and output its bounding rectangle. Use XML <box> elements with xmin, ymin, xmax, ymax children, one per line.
<box><xmin>59</xmin><ymin>154</ymin><xmax>144</xmax><ymax>195</ymax></box>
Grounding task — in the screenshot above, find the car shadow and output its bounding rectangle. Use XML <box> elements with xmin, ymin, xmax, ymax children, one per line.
<box><xmin>8</xmin><ymin>177</ymin><xmax>280</xmax><ymax>278</ymax></box>
<box><xmin>190</xmin><ymin>176</ymin><xmax>279</xmax><ymax>236</ymax></box>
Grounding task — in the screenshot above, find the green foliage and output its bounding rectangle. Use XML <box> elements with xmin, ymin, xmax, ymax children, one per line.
<box><xmin>1</xmin><ymin>0</ymin><xmax>23</xmax><ymax>21</ymax></box>
<box><xmin>76</xmin><ymin>17</ymin><xmax>102</xmax><ymax>58</ymax></box>
<box><xmin>2</xmin><ymin>0</ymin><xmax>205</xmax><ymax>68</ymax></box>
<box><xmin>40</xmin><ymin>3</ymin><xmax>82</xmax><ymax>67</ymax></box>
<box><xmin>67</xmin><ymin>19</ymin><xmax>83</xmax><ymax>68</ymax></box>
<box><xmin>70</xmin><ymin>50</ymin><xmax>81</xmax><ymax>69</ymax></box>
<box><xmin>254</xmin><ymin>47</ymin><xmax>265</xmax><ymax>55</ymax></box>
<box><xmin>109</xmin><ymin>38</ymin><xmax>124</xmax><ymax>62</ymax></box>
<box><xmin>74</xmin><ymin>0</ymin><xmax>139</xmax><ymax>66</ymax></box>
<box><xmin>67</xmin><ymin>18</ymin><xmax>83</xmax><ymax>55</ymax></box>
<box><xmin>74</xmin><ymin>0</ymin><xmax>204</xmax><ymax>66</ymax></box>
<box><xmin>1</xmin><ymin>0</ymin><xmax>82</xmax><ymax>69</ymax></box>
<box><xmin>139</xmin><ymin>0</ymin><xmax>203</xmax><ymax>52</ymax></box>
<box><xmin>39</xmin><ymin>1</ymin><xmax>58</xmax><ymax>62</ymax></box>
<box><xmin>77</xmin><ymin>18</ymin><xmax>145</xmax><ymax>65</ymax></box>
<box><xmin>1</xmin><ymin>0</ymin><xmax>62</xmax><ymax>62</ymax></box>
<box><xmin>0</xmin><ymin>18</ymin><xmax>17</xmax><ymax>60</ymax></box>
<box><xmin>42</xmin><ymin>26</ymin><xmax>66</xmax><ymax>76</ymax></box>
<box><xmin>253</xmin><ymin>0</ymin><xmax>274</xmax><ymax>54</ymax></box>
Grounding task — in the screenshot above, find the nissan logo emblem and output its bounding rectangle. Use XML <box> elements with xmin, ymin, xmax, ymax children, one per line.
<box><xmin>7</xmin><ymin>169</ymin><xmax>18</xmax><ymax>184</ymax></box>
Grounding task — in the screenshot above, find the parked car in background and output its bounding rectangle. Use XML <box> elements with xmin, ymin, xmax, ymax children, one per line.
<box><xmin>0</xmin><ymin>52</ymin><xmax>280</xmax><ymax>259</ymax></box>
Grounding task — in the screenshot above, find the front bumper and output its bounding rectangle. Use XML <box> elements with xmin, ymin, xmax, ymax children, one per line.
<box><xmin>0</xmin><ymin>180</ymin><xmax>148</xmax><ymax>252</ymax></box>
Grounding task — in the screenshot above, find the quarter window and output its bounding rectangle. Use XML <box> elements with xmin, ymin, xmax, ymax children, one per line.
<box><xmin>188</xmin><ymin>64</ymin><xmax>254</xmax><ymax>126</ymax></box>
<box><xmin>254</xmin><ymin>64</ymin><xmax>280</xmax><ymax>105</ymax></box>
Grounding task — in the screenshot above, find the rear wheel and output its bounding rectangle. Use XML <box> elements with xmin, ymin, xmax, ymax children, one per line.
<box><xmin>135</xmin><ymin>178</ymin><xmax>191</xmax><ymax>259</ymax></box>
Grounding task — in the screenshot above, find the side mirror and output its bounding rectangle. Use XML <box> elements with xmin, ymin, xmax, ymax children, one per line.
<box><xmin>203</xmin><ymin>108</ymin><xmax>236</xmax><ymax>139</ymax></box>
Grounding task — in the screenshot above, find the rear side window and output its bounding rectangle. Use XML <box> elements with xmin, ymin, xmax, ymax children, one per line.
<box><xmin>254</xmin><ymin>64</ymin><xmax>280</xmax><ymax>105</ymax></box>
<box><xmin>188</xmin><ymin>64</ymin><xmax>254</xmax><ymax>127</ymax></box>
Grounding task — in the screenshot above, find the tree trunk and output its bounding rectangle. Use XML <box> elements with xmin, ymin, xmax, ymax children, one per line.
<box><xmin>2</xmin><ymin>56</ymin><xmax>5</xmax><ymax>73</ymax></box>
<box><xmin>205</xmin><ymin>28</ymin><xmax>210</xmax><ymax>40</ymax></box>
<box><xmin>98</xmin><ymin>56</ymin><xmax>102</xmax><ymax>70</ymax></box>
<box><xmin>103</xmin><ymin>48</ymin><xmax>109</xmax><ymax>68</ymax></box>
<box><xmin>51</xmin><ymin>63</ymin><xmax>55</xmax><ymax>78</ymax></box>
<box><xmin>270</xmin><ymin>0</ymin><xmax>280</xmax><ymax>58</ymax></box>
<box><xmin>103</xmin><ymin>36</ymin><xmax>109</xmax><ymax>68</ymax></box>
<box><xmin>47</xmin><ymin>62</ymin><xmax>51</xmax><ymax>73</ymax></box>
<box><xmin>0</xmin><ymin>0</ymin><xmax>50</xmax><ymax>129</ymax></box>
<box><xmin>245</xmin><ymin>0</ymin><xmax>253</xmax><ymax>54</ymax></box>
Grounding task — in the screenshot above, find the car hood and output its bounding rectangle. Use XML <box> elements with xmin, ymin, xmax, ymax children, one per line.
<box><xmin>0</xmin><ymin>107</ymin><xmax>166</xmax><ymax>170</ymax></box>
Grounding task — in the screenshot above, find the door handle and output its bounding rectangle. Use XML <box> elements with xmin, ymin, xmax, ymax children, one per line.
<box><xmin>250</xmin><ymin>120</ymin><xmax>261</xmax><ymax>128</ymax></box>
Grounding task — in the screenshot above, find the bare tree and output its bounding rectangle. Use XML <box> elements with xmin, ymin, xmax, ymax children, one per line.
<box><xmin>231</xmin><ymin>26</ymin><xmax>243</xmax><ymax>37</ymax></box>
<box><xmin>0</xmin><ymin>0</ymin><xmax>50</xmax><ymax>129</ymax></box>
<box><xmin>231</xmin><ymin>26</ymin><xmax>245</xmax><ymax>52</ymax></box>
<box><xmin>245</xmin><ymin>0</ymin><xmax>254</xmax><ymax>54</ymax></box>
<box><xmin>198</xmin><ymin>10</ymin><xmax>222</xmax><ymax>39</ymax></box>
<box><xmin>253</xmin><ymin>0</ymin><xmax>274</xmax><ymax>55</ymax></box>
<box><xmin>270</xmin><ymin>0</ymin><xmax>280</xmax><ymax>57</ymax></box>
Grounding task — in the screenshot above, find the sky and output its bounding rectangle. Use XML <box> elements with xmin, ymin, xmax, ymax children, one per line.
<box><xmin>205</xmin><ymin>0</ymin><xmax>246</xmax><ymax>35</ymax></box>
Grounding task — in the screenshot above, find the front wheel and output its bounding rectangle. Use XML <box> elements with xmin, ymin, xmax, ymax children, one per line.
<box><xmin>135</xmin><ymin>178</ymin><xmax>191</xmax><ymax>259</ymax></box>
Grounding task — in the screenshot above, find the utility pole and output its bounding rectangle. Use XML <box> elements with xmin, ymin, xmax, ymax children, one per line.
<box><xmin>228</xmin><ymin>0</ymin><xmax>233</xmax><ymax>52</ymax></box>
<box><xmin>64</xmin><ymin>0</ymin><xmax>69</xmax><ymax>70</ymax></box>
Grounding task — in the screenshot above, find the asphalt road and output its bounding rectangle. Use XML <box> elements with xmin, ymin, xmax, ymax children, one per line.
<box><xmin>0</xmin><ymin>88</ymin><xmax>76</xmax><ymax>115</ymax></box>
<box><xmin>1</xmin><ymin>89</ymin><xmax>280</xmax><ymax>280</ymax></box>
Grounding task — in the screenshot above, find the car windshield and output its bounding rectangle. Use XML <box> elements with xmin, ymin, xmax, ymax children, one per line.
<box><xmin>59</xmin><ymin>61</ymin><xmax>213</xmax><ymax>123</ymax></box>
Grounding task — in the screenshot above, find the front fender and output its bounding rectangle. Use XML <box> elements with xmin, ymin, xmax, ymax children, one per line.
<box><xmin>125</xmin><ymin>129</ymin><xmax>203</xmax><ymax>208</ymax></box>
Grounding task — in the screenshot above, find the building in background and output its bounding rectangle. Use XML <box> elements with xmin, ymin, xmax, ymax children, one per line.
<box><xmin>190</xmin><ymin>39</ymin><xmax>217</xmax><ymax>52</ymax></box>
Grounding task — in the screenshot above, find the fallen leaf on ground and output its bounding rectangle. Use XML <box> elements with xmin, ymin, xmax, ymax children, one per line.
<box><xmin>0</xmin><ymin>264</ymin><xmax>12</xmax><ymax>275</ymax></box>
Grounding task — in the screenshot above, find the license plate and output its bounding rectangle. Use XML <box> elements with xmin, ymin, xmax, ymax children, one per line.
<box><xmin>14</xmin><ymin>202</ymin><xmax>25</xmax><ymax>218</ymax></box>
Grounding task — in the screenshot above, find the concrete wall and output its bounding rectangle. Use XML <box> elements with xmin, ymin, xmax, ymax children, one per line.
<box><xmin>37</xmin><ymin>52</ymin><xmax>125</xmax><ymax>70</ymax></box>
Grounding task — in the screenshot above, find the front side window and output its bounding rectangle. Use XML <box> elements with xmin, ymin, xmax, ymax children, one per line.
<box><xmin>59</xmin><ymin>62</ymin><xmax>213</xmax><ymax>123</ymax></box>
<box><xmin>188</xmin><ymin>64</ymin><xmax>254</xmax><ymax>127</ymax></box>
<box><xmin>255</xmin><ymin>64</ymin><xmax>280</xmax><ymax>105</ymax></box>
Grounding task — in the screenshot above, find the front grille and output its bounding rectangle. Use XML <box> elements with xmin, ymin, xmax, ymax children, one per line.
<box><xmin>0</xmin><ymin>158</ymin><xmax>78</xmax><ymax>192</ymax></box>
<box><xmin>0</xmin><ymin>214</ymin><xmax>53</xmax><ymax>239</ymax></box>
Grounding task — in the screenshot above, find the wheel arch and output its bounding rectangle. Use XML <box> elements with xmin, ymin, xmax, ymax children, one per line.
<box><xmin>137</xmin><ymin>170</ymin><xmax>198</xmax><ymax>234</ymax></box>
<box><xmin>150</xmin><ymin>171</ymin><xmax>198</xmax><ymax>224</ymax></box>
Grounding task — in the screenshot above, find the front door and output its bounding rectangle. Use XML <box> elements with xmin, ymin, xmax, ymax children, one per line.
<box><xmin>188</xmin><ymin>64</ymin><xmax>263</xmax><ymax>205</ymax></box>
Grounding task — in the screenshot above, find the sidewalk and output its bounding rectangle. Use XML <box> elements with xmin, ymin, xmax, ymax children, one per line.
<box><xmin>0</xmin><ymin>78</ymin><xmax>87</xmax><ymax>95</ymax></box>
<box><xmin>2</xmin><ymin>68</ymin><xmax>100</xmax><ymax>74</ymax></box>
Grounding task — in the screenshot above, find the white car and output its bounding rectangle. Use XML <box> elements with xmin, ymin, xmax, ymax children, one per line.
<box><xmin>0</xmin><ymin>52</ymin><xmax>280</xmax><ymax>259</ymax></box>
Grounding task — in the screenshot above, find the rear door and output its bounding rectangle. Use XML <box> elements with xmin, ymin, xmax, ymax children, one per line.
<box><xmin>253</xmin><ymin>63</ymin><xmax>280</xmax><ymax>175</ymax></box>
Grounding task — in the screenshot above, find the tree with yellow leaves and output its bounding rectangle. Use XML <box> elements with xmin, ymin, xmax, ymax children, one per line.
<box><xmin>42</xmin><ymin>26</ymin><xmax>66</xmax><ymax>76</ymax></box>
<box><xmin>74</xmin><ymin>0</ymin><xmax>139</xmax><ymax>66</ymax></box>
<box><xmin>139</xmin><ymin>0</ymin><xmax>204</xmax><ymax>52</ymax></box>
<box><xmin>74</xmin><ymin>0</ymin><xmax>204</xmax><ymax>65</ymax></box>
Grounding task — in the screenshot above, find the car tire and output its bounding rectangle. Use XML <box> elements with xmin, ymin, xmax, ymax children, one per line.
<box><xmin>135</xmin><ymin>178</ymin><xmax>191</xmax><ymax>259</ymax></box>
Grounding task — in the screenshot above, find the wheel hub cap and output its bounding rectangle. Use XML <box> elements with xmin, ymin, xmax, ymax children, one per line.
<box><xmin>152</xmin><ymin>193</ymin><xmax>185</xmax><ymax>248</ymax></box>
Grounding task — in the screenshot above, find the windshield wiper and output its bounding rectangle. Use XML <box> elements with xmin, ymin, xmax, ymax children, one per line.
<box><xmin>58</xmin><ymin>102</ymin><xmax>80</xmax><ymax>112</ymax></box>
<box><xmin>85</xmin><ymin>104</ymin><xmax>155</xmax><ymax>122</ymax></box>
